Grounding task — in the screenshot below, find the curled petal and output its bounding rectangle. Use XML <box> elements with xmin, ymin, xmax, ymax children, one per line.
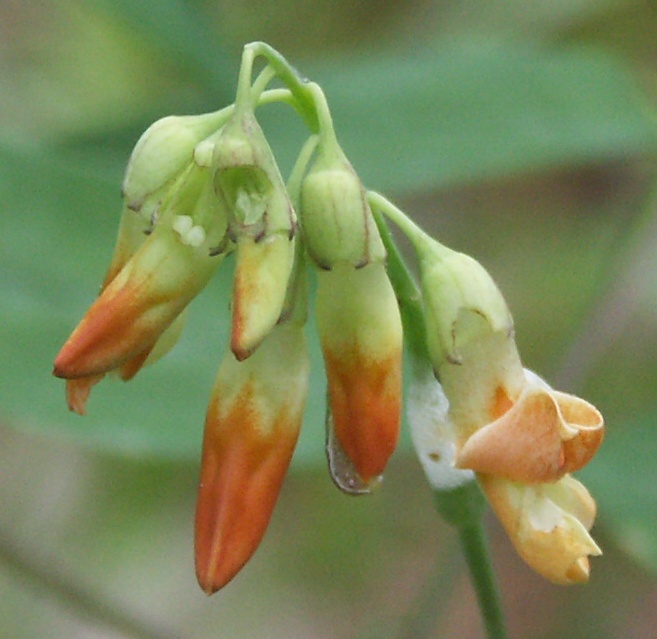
<box><xmin>195</xmin><ymin>323</ymin><xmax>308</xmax><ymax>593</ymax></box>
<box><xmin>480</xmin><ymin>474</ymin><xmax>601</xmax><ymax>584</ymax></box>
<box><xmin>456</xmin><ymin>374</ymin><xmax>603</xmax><ymax>483</ymax></box>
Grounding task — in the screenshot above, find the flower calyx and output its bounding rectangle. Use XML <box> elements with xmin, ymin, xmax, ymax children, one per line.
<box><xmin>213</xmin><ymin>110</ymin><xmax>297</xmax><ymax>361</ymax></box>
<box><xmin>300</xmin><ymin>144</ymin><xmax>385</xmax><ymax>270</ymax></box>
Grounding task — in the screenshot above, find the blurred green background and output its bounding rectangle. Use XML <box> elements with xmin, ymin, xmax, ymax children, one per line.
<box><xmin>2</xmin><ymin>1</ymin><xmax>657</xmax><ymax>637</ymax></box>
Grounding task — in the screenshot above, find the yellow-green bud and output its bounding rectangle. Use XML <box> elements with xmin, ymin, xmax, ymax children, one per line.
<box><xmin>122</xmin><ymin>112</ymin><xmax>226</xmax><ymax>214</ymax></box>
<box><xmin>300</xmin><ymin>152</ymin><xmax>384</xmax><ymax>269</ymax></box>
<box><xmin>417</xmin><ymin>239</ymin><xmax>513</xmax><ymax>367</ymax></box>
<box><xmin>213</xmin><ymin>111</ymin><xmax>295</xmax><ymax>240</ymax></box>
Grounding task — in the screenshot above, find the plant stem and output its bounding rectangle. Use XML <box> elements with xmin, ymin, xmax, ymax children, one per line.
<box><xmin>459</xmin><ymin>521</ymin><xmax>508</xmax><ymax>639</ymax></box>
<box><xmin>369</xmin><ymin>193</ymin><xmax>427</xmax><ymax>367</ymax></box>
<box><xmin>245</xmin><ymin>42</ymin><xmax>320</xmax><ymax>131</ymax></box>
<box><xmin>372</xmin><ymin>196</ymin><xmax>508</xmax><ymax>639</ymax></box>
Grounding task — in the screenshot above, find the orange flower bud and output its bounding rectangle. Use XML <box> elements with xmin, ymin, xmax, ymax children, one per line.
<box><xmin>316</xmin><ymin>262</ymin><xmax>402</xmax><ymax>488</ymax></box>
<box><xmin>54</xmin><ymin>166</ymin><xmax>227</xmax><ymax>382</ymax></box>
<box><xmin>195</xmin><ymin>321</ymin><xmax>309</xmax><ymax>593</ymax></box>
<box><xmin>214</xmin><ymin>110</ymin><xmax>297</xmax><ymax>359</ymax></box>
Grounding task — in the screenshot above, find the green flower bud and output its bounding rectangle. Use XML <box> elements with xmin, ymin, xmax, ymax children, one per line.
<box><xmin>300</xmin><ymin>149</ymin><xmax>384</xmax><ymax>269</ymax></box>
<box><xmin>123</xmin><ymin>111</ymin><xmax>227</xmax><ymax>215</ymax></box>
<box><xmin>416</xmin><ymin>238</ymin><xmax>513</xmax><ymax>367</ymax></box>
<box><xmin>212</xmin><ymin>109</ymin><xmax>297</xmax><ymax>359</ymax></box>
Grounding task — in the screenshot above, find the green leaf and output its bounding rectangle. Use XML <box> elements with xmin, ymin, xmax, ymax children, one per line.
<box><xmin>258</xmin><ymin>41</ymin><xmax>657</xmax><ymax>192</ymax></box>
<box><xmin>88</xmin><ymin>0</ymin><xmax>235</xmax><ymax>95</ymax></box>
<box><xmin>581</xmin><ymin>414</ymin><xmax>657</xmax><ymax>573</ymax></box>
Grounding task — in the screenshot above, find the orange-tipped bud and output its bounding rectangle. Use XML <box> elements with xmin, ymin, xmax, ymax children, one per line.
<box><xmin>230</xmin><ymin>233</ymin><xmax>296</xmax><ymax>360</ymax></box>
<box><xmin>213</xmin><ymin>110</ymin><xmax>297</xmax><ymax>359</ymax></box>
<box><xmin>54</xmin><ymin>231</ymin><xmax>217</xmax><ymax>379</ymax></box>
<box><xmin>195</xmin><ymin>321</ymin><xmax>309</xmax><ymax>593</ymax></box>
<box><xmin>54</xmin><ymin>166</ymin><xmax>227</xmax><ymax>381</ymax></box>
<box><xmin>316</xmin><ymin>262</ymin><xmax>403</xmax><ymax>487</ymax></box>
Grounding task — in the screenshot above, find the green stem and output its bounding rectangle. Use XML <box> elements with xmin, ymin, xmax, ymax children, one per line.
<box><xmin>370</xmin><ymin>197</ymin><xmax>428</xmax><ymax>370</ymax></box>
<box><xmin>371</xmin><ymin>193</ymin><xmax>508</xmax><ymax>639</ymax></box>
<box><xmin>244</xmin><ymin>41</ymin><xmax>320</xmax><ymax>131</ymax></box>
<box><xmin>250</xmin><ymin>64</ymin><xmax>278</xmax><ymax>103</ymax></box>
<box><xmin>286</xmin><ymin>135</ymin><xmax>320</xmax><ymax>209</ymax></box>
<box><xmin>368</xmin><ymin>190</ymin><xmax>453</xmax><ymax>261</ymax></box>
<box><xmin>235</xmin><ymin>44</ymin><xmax>257</xmax><ymax>113</ymax></box>
<box><xmin>434</xmin><ymin>483</ymin><xmax>508</xmax><ymax>639</ymax></box>
<box><xmin>459</xmin><ymin>523</ymin><xmax>508</xmax><ymax>639</ymax></box>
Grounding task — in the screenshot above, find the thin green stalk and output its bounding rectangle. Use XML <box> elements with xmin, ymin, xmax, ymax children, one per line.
<box><xmin>286</xmin><ymin>136</ymin><xmax>319</xmax><ymax>214</ymax></box>
<box><xmin>245</xmin><ymin>41</ymin><xmax>320</xmax><ymax>131</ymax></box>
<box><xmin>372</xmin><ymin>194</ymin><xmax>508</xmax><ymax>639</ymax></box>
<box><xmin>250</xmin><ymin>64</ymin><xmax>278</xmax><ymax>103</ymax></box>
<box><xmin>369</xmin><ymin>192</ymin><xmax>427</xmax><ymax>364</ymax></box>
<box><xmin>459</xmin><ymin>521</ymin><xmax>508</xmax><ymax>639</ymax></box>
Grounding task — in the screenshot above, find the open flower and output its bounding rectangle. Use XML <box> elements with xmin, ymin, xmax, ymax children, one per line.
<box><xmin>414</xmin><ymin>238</ymin><xmax>604</xmax><ymax>584</ymax></box>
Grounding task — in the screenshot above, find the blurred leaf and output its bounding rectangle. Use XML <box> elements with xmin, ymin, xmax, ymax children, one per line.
<box><xmin>88</xmin><ymin>0</ymin><xmax>235</xmax><ymax>96</ymax></box>
<box><xmin>581</xmin><ymin>414</ymin><xmax>657</xmax><ymax>573</ymax></box>
<box><xmin>259</xmin><ymin>41</ymin><xmax>657</xmax><ymax>192</ymax></box>
<box><xmin>0</xmin><ymin>142</ymin><xmax>326</xmax><ymax>463</ymax></box>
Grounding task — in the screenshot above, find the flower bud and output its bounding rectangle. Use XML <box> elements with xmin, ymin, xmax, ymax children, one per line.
<box><xmin>316</xmin><ymin>262</ymin><xmax>402</xmax><ymax>488</ymax></box>
<box><xmin>416</xmin><ymin>240</ymin><xmax>513</xmax><ymax>368</ymax></box>
<box><xmin>195</xmin><ymin>320</ymin><xmax>309</xmax><ymax>593</ymax></box>
<box><xmin>213</xmin><ymin>111</ymin><xmax>297</xmax><ymax>359</ymax></box>
<box><xmin>54</xmin><ymin>164</ymin><xmax>228</xmax><ymax>381</ymax></box>
<box><xmin>230</xmin><ymin>234</ymin><xmax>296</xmax><ymax>360</ymax></box>
<box><xmin>300</xmin><ymin>148</ymin><xmax>384</xmax><ymax>269</ymax></box>
<box><xmin>122</xmin><ymin>112</ymin><xmax>227</xmax><ymax>213</ymax></box>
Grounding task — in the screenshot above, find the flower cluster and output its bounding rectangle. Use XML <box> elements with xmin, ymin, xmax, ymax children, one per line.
<box><xmin>53</xmin><ymin>42</ymin><xmax>604</xmax><ymax>595</ymax></box>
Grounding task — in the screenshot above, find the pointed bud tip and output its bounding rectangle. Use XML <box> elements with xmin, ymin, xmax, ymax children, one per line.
<box><xmin>195</xmin><ymin>569</ymin><xmax>228</xmax><ymax>596</ymax></box>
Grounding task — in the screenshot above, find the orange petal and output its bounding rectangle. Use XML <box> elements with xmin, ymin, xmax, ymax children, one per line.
<box><xmin>553</xmin><ymin>390</ymin><xmax>605</xmax><ymax>474</ymax></box>
<box><xmin>480</xmin><ymin>474</ymin><xmax>601</xmax><ymax>585</ymax></box>
<box><xmin>456</xmin><ymin>385</ymin><xmax>603</xmax><ymax>483</ymax></box>
<box><xmin>324</xmin><ymin>346</ymin><xmax>401</xmax><ymax>483</ymax></box>
<box><xmin>195</xmin><ymin>382</ymin><xmax>301</xmax><ymax>594</ymax></box>
<box><xmin>53</xmin><ymin>279</ymin><xmax>173</xmax><ymax>379</ymax></box>
<box><xmin>65</xmin><ymin>375</ymin><xmax>105</xmax><ymax>415</ymax></box>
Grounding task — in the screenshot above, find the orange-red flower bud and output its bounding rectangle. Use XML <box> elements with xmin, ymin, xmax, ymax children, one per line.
<box><xmin>316</xmin><ymin>262</ymin><xmax>402</xmax><ymax>488</ymax></box>
<box><xmin>195</xmin><ymin>321</ymin><xmax>309</xmax><ymax>593</ymax></box>
<box><xmin>54</xmin><ymin>166</ymin><xmax>227</xmax><ymax>382</ymax></box>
